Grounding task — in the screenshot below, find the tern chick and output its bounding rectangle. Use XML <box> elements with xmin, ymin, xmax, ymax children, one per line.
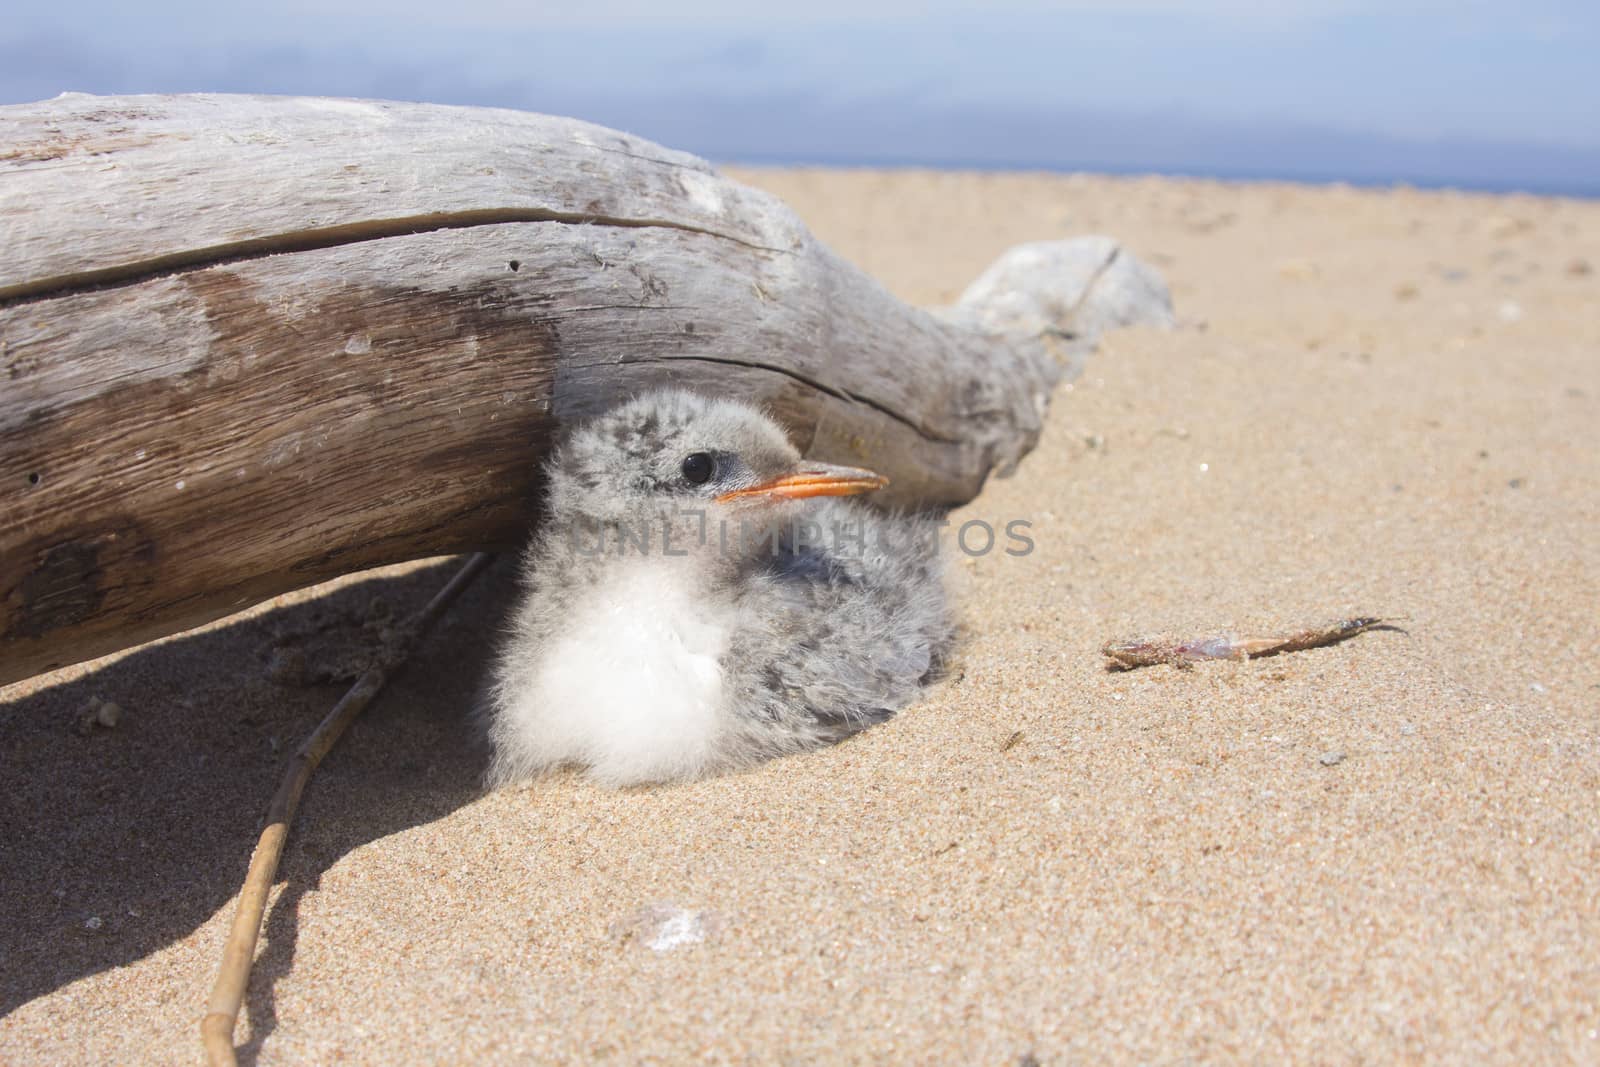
<box><xmin>486</xmin><ymin>390</ymin><xmax>953</xmax><ymax>788</ymax></box>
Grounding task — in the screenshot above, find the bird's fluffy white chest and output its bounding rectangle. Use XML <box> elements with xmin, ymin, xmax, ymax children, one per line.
<box><xmin>501</xmin><ymin>560</ymin><xmax>732</xmax><ymax>787</ymax></box>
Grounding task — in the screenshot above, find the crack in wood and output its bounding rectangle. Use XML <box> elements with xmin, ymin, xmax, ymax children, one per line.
<box><xmin>592</xmin><ymin>144</ymin><xmax>710</xmax><ymax>172</ymax></box>
<box><xmin>1060</xmin><ymin>244</ymin><xmax>1122</xmax><ymax>327</ymax></box>
<box><xmin>564</xmin><ymin>304</ymin><xmax>692</xmax><ymax>314</ymax></box>
<box><xmin>0</xmin><ymin>208</ymin><xmax>792</xmax><ymax>307</ymax></box>
<box><xmin>609</xmin><ymin>353</ymin><xmax>965</xmax><ymax>446</ymax></box>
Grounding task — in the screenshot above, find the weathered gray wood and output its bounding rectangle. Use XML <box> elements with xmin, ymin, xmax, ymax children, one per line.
<box><xmin>0</xmin><ymin>94</ymin><xmax>1172</xmax><ymax>687</ymax></box>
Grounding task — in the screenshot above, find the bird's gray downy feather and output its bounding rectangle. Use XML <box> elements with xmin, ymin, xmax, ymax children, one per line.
<box><xmin>485</xmin><ymin>390</ymin><xmax>954</xmax><ymax>787</ymax></box>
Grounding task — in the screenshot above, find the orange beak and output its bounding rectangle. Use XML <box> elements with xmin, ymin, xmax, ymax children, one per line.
<box><xmin>716</xmin><ymin>461</ymin><xmax>888</xmax><ymax>503</ymax></box>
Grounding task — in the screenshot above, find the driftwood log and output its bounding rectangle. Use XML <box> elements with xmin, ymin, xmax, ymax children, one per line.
<box><xmin>0</xmin><ymin>93</ymin><xmax>1173</xmax><ymax>687</ymax></box>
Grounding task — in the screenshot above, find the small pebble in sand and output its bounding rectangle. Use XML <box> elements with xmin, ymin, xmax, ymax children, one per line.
<box><xmin>1394</xmin><ymin>282</ymin><xmax>1419</xmax><ymax>301</ymax></box>
<box><xmin>1566</xmin><ymin>257</ymin><xmax>1592</xmax><ymax>277</ymax></box>
<box><xmin>74</xmin><ymin>698</ymin><xmax>100</xmax><ymax>735</ymax></box>
<box><xmin>1482</xmin><ymin>214</ymin><xmax>1533</xmax><ymax>239</ymax></box>
<box><xmin>83</xmin><ymin>916</ymin><xmax>104</xmax><ymax>931</ymax></box>
<box><xmin>1319</xmin><ymin>750</ymin><xmax>1347</xmax><ymax>767</ymax></box>
<box><xmin>611</xmin><ymin>903</ymin><xmax>716</xmax><ymax>952</ymax></box>
<box><xmin>74</xmin><ymin>697</ymin><xmax>123</xmax><ymax>735</ymax></box>
<box><xmin>1277</xmin><ymin>257</ymin><xmax>1320</xmax><ymax>280</ymax></box>
<box><xmin>1498</xmin><ymin>301</ymin><xmax>1524</xmax><ymax>323</ymax></box>
<box><xmin>266</xmin><ymin>646</ymin><xmax>308</xmax><ymax>686</ymax></box>
<box><xmin>647</xmin><ymin>911</ymin><xmax>705</xmax><ymax>952</ymax></box>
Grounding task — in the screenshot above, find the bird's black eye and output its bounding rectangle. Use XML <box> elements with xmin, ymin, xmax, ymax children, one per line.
<box><xmin>681</xmin><ymin>452</ymin><xmax>715</xmax><ymax>485</ymax></box>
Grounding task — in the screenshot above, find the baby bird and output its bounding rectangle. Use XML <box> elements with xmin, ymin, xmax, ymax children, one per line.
<box><xmin>486</xmin><ymin>390</ymin><xmax>953</xmax><ymax>788</ymax></box>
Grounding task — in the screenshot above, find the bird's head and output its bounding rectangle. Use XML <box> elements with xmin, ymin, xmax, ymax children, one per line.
<box><xmin>546</xmin><ymin>390</ymin><xmax>887</xmax><ymax>525</ymax></box>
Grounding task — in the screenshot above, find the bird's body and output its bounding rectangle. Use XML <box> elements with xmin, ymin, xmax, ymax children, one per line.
<box><xmin>486</xmin><ymin>391</ymin><xmax>952</xmax><ymax>788</ymax></box>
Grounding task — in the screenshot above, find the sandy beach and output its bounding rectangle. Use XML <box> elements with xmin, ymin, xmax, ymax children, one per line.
<box><xmin>2</xmin><ymin>167</ymin><xmax>1597</xmax><ymax>1063</ymax></box>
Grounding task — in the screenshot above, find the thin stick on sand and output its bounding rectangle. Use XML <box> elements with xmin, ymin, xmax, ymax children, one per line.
<box><xmin>201</xmin><ymin>552</ymin><xmax>494</xmax><ymax>1067</ymax></box>
<box><xmin>1101</xmin><ymin>616</ymin><xmax>1401</xmax><ymax>672</ymax></box>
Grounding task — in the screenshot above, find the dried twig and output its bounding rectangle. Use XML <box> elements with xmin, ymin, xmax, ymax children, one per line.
<box><xmin>201</xmin><ymin>552</ymin><xmax>494</xmax><ymax>1066</ymax></box>
<box><xmin>1101</xmin><ymin>616</ymin><xmax>1401</xmax><ymax>672</ymax></box>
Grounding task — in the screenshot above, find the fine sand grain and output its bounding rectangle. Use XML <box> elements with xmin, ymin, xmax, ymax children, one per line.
<box><xmin>2</xmin><ymin>168</ymin><xmax>1597</xmax><ymax>1063</ymax></box>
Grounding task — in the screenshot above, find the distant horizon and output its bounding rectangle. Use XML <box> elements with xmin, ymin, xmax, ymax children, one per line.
<box><xmin>719</xmin><ymin>153</ymin><xmax>1600</xmax><ymax>200</ymax></box>
<box><xmin>8</xmin><ymin>85</ymin><xmax>1594</xmax><ymax>201</ymax></box>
